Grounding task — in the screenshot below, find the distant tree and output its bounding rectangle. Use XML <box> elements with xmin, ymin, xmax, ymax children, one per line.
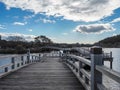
<box><xmin>34</xmin><ymin>35</ymin><xmax>53</xmax><ymax>44</ymax></box>
<box><xmin>0</xmin><ymin>35</ymin><xmax>1</xmax><ymax>40</ymax></box>
<box><xmin>7</xmin><ymin>36</ymin><xmax>26</xmax><ymax>42</ymax></box>
<box><xmin>0</xmin><ymin>40</ymin><xmax>7</xmax><ymax>49</ymax></box>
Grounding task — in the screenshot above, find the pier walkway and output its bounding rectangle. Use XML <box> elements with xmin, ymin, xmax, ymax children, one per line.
<box><xmin>0</xmin><ymin>46</ymin><xmax>120</xmax><ymax>90</ymax></box>
<box><xmin>0</xmin><ymin>57</ymin><xmax>84</xmax><ymax>90</ymax></box>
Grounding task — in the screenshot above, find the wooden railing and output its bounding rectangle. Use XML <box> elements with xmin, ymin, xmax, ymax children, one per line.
<box><xmin>64</xmin><ymin>54</ymin><xmax>91</xmax><ymax>90</ymax></box>
<box><xmin>0</xmin><ymin>54</ymin><xmax>41</xmax><ymax>78</ymax></box>
<box><xmin>68</xmin><ymin>47</ymin><xmax>113</xmax><ymax>69</ymax></box>
<box><xmin>45</xmin><ymin>51</ymin><xmax>61</xmax><ymax>57</ymax></box>
<box><xmin>62</xmin><ymin>47</ymin><xmax>120</xmax><ymax>90</ymax></box>
<box><xmin>0</xmin><ymin>47</ymin><xmax>119</xmax><ymax>90</ymax></box>
<box><xmin>0</xmin><ymin>51</ymin><xmax>61</xmax><ymax>78</ymax></box>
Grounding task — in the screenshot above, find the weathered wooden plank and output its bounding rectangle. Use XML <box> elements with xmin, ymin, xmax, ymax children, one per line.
<box><xmin>0</xmin><ymin>57</ymin><xmax>84</xmax><ymax>90</ymax></box>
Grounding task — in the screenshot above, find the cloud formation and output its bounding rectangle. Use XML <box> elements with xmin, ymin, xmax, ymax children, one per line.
<box><xmin>13</xmin><ymin>22</ymin><xmax>27</xmax><ymax>25</ymax></box>
<box><xmin>62</xmin><ymin>33</ymin><xmax>68</xmax><ymax>35</ymax></box>
<box><xmin>0</xmin><ymin>24</ymin><xmax>6</xmax><ymax>29</ymax></box>
<box><xmin>24</xmin><ymin>15</ymin><xmax>35</xmax><ymax>20</ymax></box>
<box><xmin>28</xmin><ymin>29</ymin><xmax>33</xmax><ymax>32</ymax></box>
<box><xmin>35</xmin><ymin>18</ymin><xmax>56</xmax><ymax>23</ymax></box>
<box><xmin>74</xmin><ymin>24</ymin><xmax>115</xmax><ymax>34</ymax></box>
<box><xmin>42</xmin><ymin>19</ymin><xmax>56</xmax><ymax>23</ymax></box>
<box><xmin>111</xmin><ymin>18</ymin><xmax>120</xmax><ymax>23</ymax></box>
<box><xmin>0</xmin><ymin>33</ymin><xmax>36</xmax><ymax>41</ymax></box>
<box><xmin>0</xmin><ymin>0</ymin><xmax>120</xmax><ymax>22</ymax></box>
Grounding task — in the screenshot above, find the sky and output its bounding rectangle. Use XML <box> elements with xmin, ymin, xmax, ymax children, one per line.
<box><xmin>0</xmin><ymin>0</ymin><xmax>120</xmax><ymax>44</ymax></box>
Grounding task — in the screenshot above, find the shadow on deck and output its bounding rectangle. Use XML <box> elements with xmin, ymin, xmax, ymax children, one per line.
<box><xmin>0</xmin><ymin>57</ymin><xmax>85</xmax><ymax>90</ymax></box>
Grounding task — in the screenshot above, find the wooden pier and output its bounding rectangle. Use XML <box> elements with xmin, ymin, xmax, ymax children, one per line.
<box><xmin>0</xmin><ymin>56</ymin><xmax>84</xmax><ymax>90</ymax></box>
<box><xmin>0</xmin><ymin>46</ymin><xmax>120</xmax><ymax>90</ymax></box>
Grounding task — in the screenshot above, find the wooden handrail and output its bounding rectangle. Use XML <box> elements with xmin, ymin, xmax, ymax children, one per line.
<box><xmin>0</xmin><ymin>63</ymin><xmax>13</xmax><ymax>69</ymax></box>
<box><xmin>80</xmin><ymin>69</ymin><xmax>91</xmax><ymax>80</ymax></box>
<box><xmin>0</xmin><ymin>54</ymin><xmax>41</xmax><ymax>78</ymax></box>
<box><xmin>67</xmin><ymin>54</ymin><xmax>91</xmax><ymax>66</ymax></box>
<box><xmin>96</xmin><ymin>65</ymin><xmax>120</xmax><ymax>83</ymax></box>
<box><xmin>63</xmin><ymin>47</ymin><xmax>119</xmax><ymax>90</ymax></box>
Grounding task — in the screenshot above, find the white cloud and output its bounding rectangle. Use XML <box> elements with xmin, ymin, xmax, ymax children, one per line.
<box><xmin>42</xmin><ymin>19</ymin><xmax>56</xmax><ymax>23</ymax></box>
<box><xmin>74</xmin><ymin>23</ymin><xmax>115</xmax><ymax>34</ymax></box>
<box><xmin>0</xmin><ymin>0</ymin><xmax>120</xmax><ymax>22</ymax></box>
<box><xmin>112</xmin><ymin>33</ymin><xmax>117</xmax><ymax>36</ymax></box>
<box><xmin>35</xmin><ymin>18</ymin><xmax>56</xmax><ymax>23</ymax></box>
<box><xmin>111</xmin><ymin>18</ymin><xmax>120</xmax><ymax>23</ymax></box>
<box><xmin>13</xmin><ymin>22</ymin><xmax>27</xmax><ymax>25</ymax></box>
<box><xmin>24</xmin><ymin>15</ymin><xmax>35</xmax><ymax>20</ymax></box>
<box><xmin>62</xmin><ymin>33</ymin><xmax>68</xmax><ymax>35</ymax></box>
<box><xmin>0</xmin><ymin>24</ymin><xmax>6</xmax><ymax>29</ymax></box>
<box><xmin>0</xmin><ymin>32</ymin><xmax>36</xmax><ymax>41</ymax></box>
<box><xmin>28</xmin><ymin>29</ymin><xmax>33</xmax><ymax>32</ymax></box>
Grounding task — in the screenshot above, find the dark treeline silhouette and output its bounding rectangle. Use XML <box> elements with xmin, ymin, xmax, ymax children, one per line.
<box><xmin>94</xmin><ymin>34</ymin><xmax>120</xmax><ymax>47</ymax></box>
<box><xmin>0</xmin><ymin>35</ymin><xmax>54</xmax><ymax>54</ymax></box>
<box><xmin>0</xmin><ymin>35</ymin><xmax>92</xmax><ymax>54</ymax></box>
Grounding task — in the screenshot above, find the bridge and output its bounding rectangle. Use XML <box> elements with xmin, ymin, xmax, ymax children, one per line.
<box><xmin>0</xmin><ymin>46</ymin><xmax>120</xmax><ymax>90</ymax></box>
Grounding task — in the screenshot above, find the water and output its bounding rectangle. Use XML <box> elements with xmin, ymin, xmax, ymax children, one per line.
<box><xmin>102</xmin><ymin>48</ymin><xmax>120</xmax><ymax>90</ymax></box>
<box><xmin>103</xmin><ymin>48</ymin><xmax>120</xmax><ymax>73</ymax></box>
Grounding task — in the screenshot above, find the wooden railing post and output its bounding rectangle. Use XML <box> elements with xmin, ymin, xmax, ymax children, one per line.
<box><xmin>79</xmin><ymin>61</ymin><xmax>83</xmax><ymax>78</ymax></box>
<box><xmin>21</xmin><ymin>56</ymin><xmax>24</xmax><ymax>65</ymax></box>
<box><xmin>27</xmin><ymin>49</ymin><xmax>30</xmax><ymax>63</ymax></box>
<box><xmin>4</xmin><ymin>67</ymin><xmax>8</xmax><ymax>72</ymax></box>
<box><xmin>31</xmin><ymin>56</ymin><xmax>33</xmax><ymax>62</ymax></box>
<box><xmin>110</xmin><ymin>60</ymin><xmax>113</xmax><ymax>69</ymax></box>
<box><xmin>39</xmin><ymin>54</ymin><xmax>41</xmax><ymax>62</ymax></box>
<box><xmin>11</xmin><ymin>57</ymin><xmax>15</xmax><ymax>69</ymax></box>
<box><xmin>35</xmin><ymin>56</ymin><xmax>37</xmax><ymax>62</ymax></box>
<box><xmin>110</xmin><ymin>51</ymin><xmax>113</xmax><ymax>69</ymax></box>
<box><xmin>90</xmin><ymin>46</ymin><xmax>103</xmax><ymax>90</ymax></box>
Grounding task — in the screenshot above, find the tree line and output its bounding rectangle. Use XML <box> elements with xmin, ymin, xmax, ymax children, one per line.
<box><xmin>0</xmin><ymin>35</ymin><xmax>93</xmax><ymax>54</ymax></box>
<box><xmin>0</xmin><ymin>35</ymin><xmax>54</xmax><ymax>54</ymax></box>
<box><xmin>94</xmin><ymin>34</ymin><xmax>120</xmax><ymax>47</ymax></box>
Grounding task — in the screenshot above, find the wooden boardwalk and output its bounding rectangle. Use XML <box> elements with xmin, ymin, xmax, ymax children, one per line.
<box><xmin>0</xmin><ymin>57</ymin><xmax>84</xmax><ymax>90</ymax></box>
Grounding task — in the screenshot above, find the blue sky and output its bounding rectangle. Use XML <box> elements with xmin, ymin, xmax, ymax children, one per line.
<box><xmin>0</xmin><ymin>0</ymin><xmax>120</xmax><ymax>44</ymax></box>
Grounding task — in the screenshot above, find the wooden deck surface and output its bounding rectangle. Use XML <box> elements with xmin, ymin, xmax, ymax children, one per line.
<box><xmin>0</xmin><ymin>57</ymin><xmax>84</xmax><ymax>90</ymax></box>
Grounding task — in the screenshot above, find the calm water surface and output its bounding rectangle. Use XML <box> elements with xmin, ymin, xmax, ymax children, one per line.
<box><xmin>102</xmin><ymin>48</ymin><xmax>120</xmax><ymax>90</ymax></box>
<box><xmin>103</xmin><ymin>48</ymin><xmax>120</xmax><ymax>73</ymax></box>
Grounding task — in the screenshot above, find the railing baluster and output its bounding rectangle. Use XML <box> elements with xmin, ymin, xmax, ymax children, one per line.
<box><xmin>4</xmin><ymin>67</ymin><xmax>8</xmax><ymax>72</ymax></box>
<box><xmin>79</xmin><ymin>61</ymin><xmax>83</xmax><ymax>78</ymax></box>
<box><xmin>85</xmin><ymin>77</ymin><xmax>89</xmax><ymax>85</ymax></box>
<box><xmin>91</xmin><ymin>46</ymin><xmax>103</xmax><ymax>90</ymax></box>
<box><xmin>39</xmin><ymin>54</ymin><xmax>41</xmax><ymax>62</ymax></box>
<box><xmin>11</xmin><ymin>57</ymin><xmax>15</xmax><ymax>70</ymax></box>
<box><xmin>17</xmin><ymin>63</ymin><xmax>20</xmax><ymax>67</ymax></box>
<box><xmin>21</xmin><ymin>56</ymin><xmax>24</xmax><ymax>66</ymax></box>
